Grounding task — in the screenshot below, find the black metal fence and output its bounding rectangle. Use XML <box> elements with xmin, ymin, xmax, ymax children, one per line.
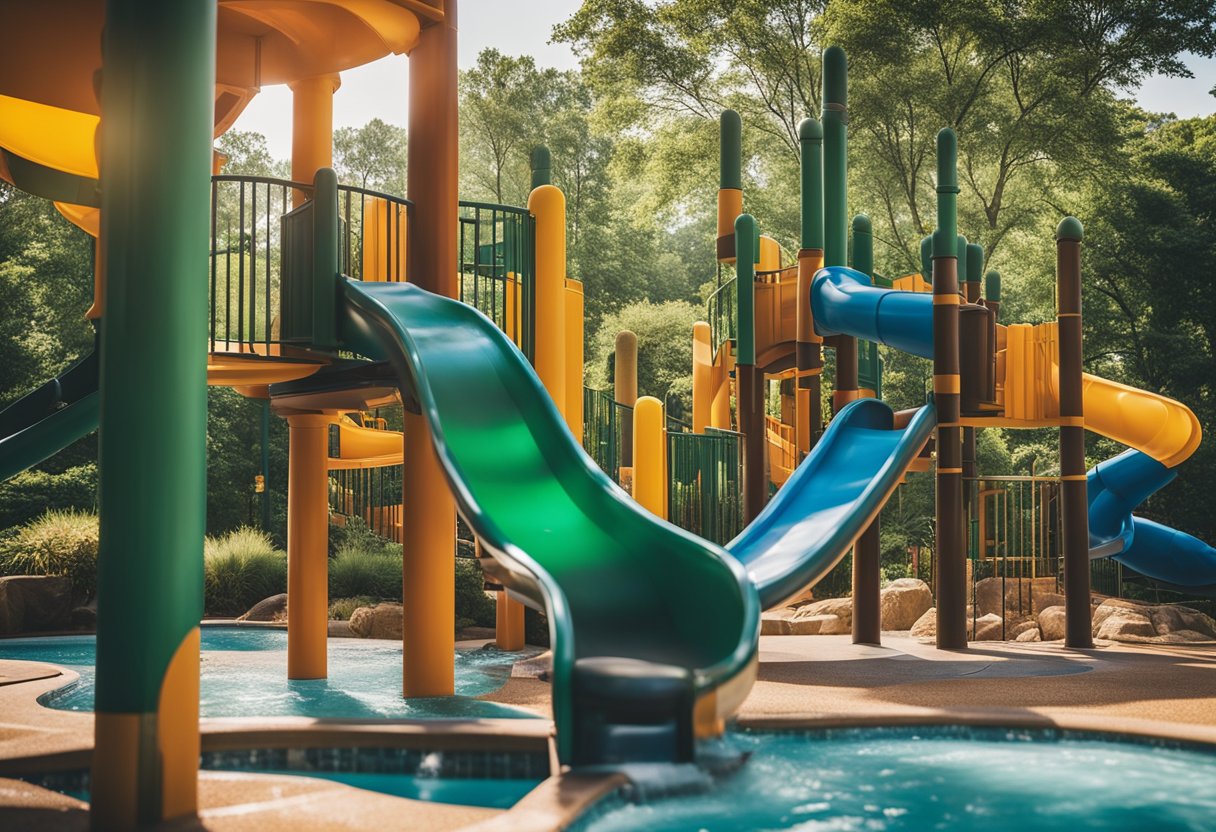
<box><xmin>667</xmin><ymin>427</ymin><xmax>744</xmax><ymax>545</ymax></box>
<box><xmin>583</xmin><ymin>387</ymin><xmax>630</xmax><ymax>483</ymax></box>
<box><xmin>338</xmin><ymin>184</ymin><xmax>413</xmax><ymax>283</ymax></box>
<box><xmin>459</xmin><ymin>201</ymin><xmax>535</xmax><ymax>361</ymax></box>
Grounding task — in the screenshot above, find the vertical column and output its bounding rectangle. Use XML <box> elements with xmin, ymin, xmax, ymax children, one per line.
<box><xmin>404</xmin><ymin>0</ymin><xmax>459</xmax><ymax>696</ymax></box>
<box><xmin>933</xmin><ymin>129</ymin><xmax>966</xmax><ymax>650</ymax></box>
<box><xmin>490</xmin><ymin>537</ymin><xmax>524</xmax><ymax>651</ymax></box>
<box><xmin>962</xmin><ymin>241</ymin><xmax>984</xmax><ymax>517</ymax></box>
<box><xmin>565</xmin><ymin>280</ymin><xmax>584</xmax><ymax>438</ymax></box>
<box><xmin>285</xmin><ymin>413</ymin><xmax>331</xmax><ymax>679</ymax></box>
<box><xmin>735</xmin><ymin>213</ymin><xmax>764</xmax><ymax>523</ymax></box>
<box><xmin>821</xmin><ymin>46</ymin><xmax>855</xmax><ymax>419</ymax></box>
<box><xmin>633</xmin><ymin>397</ymin><xmax>667</xmax><ymax>519</ymax></box>
<box><xmin>850</xmin><ymin>213</ymin><xmax>880</xmax><ymax>646</ymax></box>
<box><xmin>796</xmin><ymin>117</ymin><xmax>824</xmax><ymax>455</ymax></box>
<box><xmin>92</xmin><ymin>2</ymin><xmax>215</xmax><ymax>827</ymax></box>
<box><xmin>289</xmin><ymin>73</ymin><xmax>340</xmax><ymax>206</ymax></box>
<box><xmin>692</xmin><ymin>322</ymin><xmax>713</xmax><ymax>434</ymax></box>
<box><xmin>529</xmin><ymin>183</ymin><xmax>567</xmax><ymax>418</ymax></box>
<box><xmin>716</xmin><ymin>110</ymin><xmax>743</xmax><ymax>264</ymax></box>
<box><xmin>1056</xmin><ymin>218</ymin><xmax>1094</xmax><ymax>648</ymax></box>
<box><xmin>615</xmin><ymin>330</ymin><xmax>638</xmax><ymax>466</ymax></box>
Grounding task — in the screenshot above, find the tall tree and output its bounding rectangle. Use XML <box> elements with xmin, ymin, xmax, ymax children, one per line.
<box><xmin>333</xmin><ymin>118</ymin><xmax>408</xmax><ymax>195</ymax></box>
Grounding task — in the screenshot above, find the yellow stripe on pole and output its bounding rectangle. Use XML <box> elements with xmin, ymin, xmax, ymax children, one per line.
<box><xmin>933</xmin><ymin>375</ymin><xmax>961</xmax><ymax>393</ymax></box>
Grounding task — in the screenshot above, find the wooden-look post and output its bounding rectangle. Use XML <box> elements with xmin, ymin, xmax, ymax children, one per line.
<box><xmin>796</xmin><ymin>117</ymin><xmax>824</xmax><ymax>454</ymax></box>
<box><xmin>933</xmin><ymin>129</ymin><xmax>966</xmax><ymax>650</ymax></box>
<box><xmin>615</xmin><ymin>330</ymin><xmax>638</xmax><ymax>467</ymax></box>
<box><xmin>851</xmin><ymin>213</ymin><xmax>881</xmax><ymax>646</ymax></box>
<box><xmin>1057</xmin><ymin>217</ymin><xmax>1094</xmax><ymax>648</ymax></box>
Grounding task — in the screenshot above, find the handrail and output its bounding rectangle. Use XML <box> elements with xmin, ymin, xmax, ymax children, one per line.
<box><xmin>458</xmin><ymin>199</ymin><xmax>530</xmax><ymax>215</ymax></box>
<box><xmin>212</xmin><ymin>173</ymin><xmax>312</xmax><ymax>191</ymax></box>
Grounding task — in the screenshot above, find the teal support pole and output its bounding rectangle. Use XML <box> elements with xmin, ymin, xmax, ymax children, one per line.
<box><xmin>735</xmin><ymin>214</ymin><xmax>756</xmax><ymax>365</ymax></box>
<box><xmin>985</xmin><ymin>270</ymin><xmax>1001</xmax><ymax>304</ymax></box>
<box><xmin>799</xmin><ymin>119</ymin><xmax>824</xmax><ymax>251</ymax></box>
<box><xmin>851</xmin><ymin>214</ymin><xmax>873</xmax><ymax>276</ymax></box>
<box><xmin>720</xmin><ymin>111</ymin><xmax>742</xmax><ymax>191</ymax></box>
<box><xmin>93</xmin><ymin>0</ymin><xmax>216</xmax><ymax>827</ymax></box>
<box><xmin>312</xmin><ymin>167</ymin><xmax>339</xmax><ymax>350</ymax></box>
<box><xmin>531</xmin><ymin>145</ymin><xmax>552</xmax><ymax>189</ymax></box>
<box><xmin>735</xmin><ymin>213</ymin><xmax>764</xmax><ymax>521</ymax></box>
<box><xmin>966</xmin><ymin>242</ymin><xmax>985</xmax><ymax>288</ymax></box>
<box><xmin>821</xmin><ymin>47</ymin><xmax>848</xmax><ymax>268</ymax></box>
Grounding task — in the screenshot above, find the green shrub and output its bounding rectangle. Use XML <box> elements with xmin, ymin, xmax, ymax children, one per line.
<box><xmin>203</xmin><ymin>527</ymin><xmax>287</xmax><ymax>616</ymax></box>
<box><xmin>329</xmin><ymin>517</ymin><xmax>400</xmax><ymax>558</ymax></box>
<box><xmin>329</xmin><ymin>595</ymin><xmax>377</xmax><ymax>621</ymax></box>
<box><xmin>0</xmin><ymin>509</ymin><xmax>99</xmax><ymax>603</ymax></box>
<box><xmin>329</xmin><ymin>543</ymin><xmax>402</xmax><ymax>600</ymax></box>
<box><xmin>455</xmin><ymin>558</ymin><xmax>496</xmax><ymax>628</ymax></box>
<box><xmin>0</xmin><ymin>464</ymin><xmax>97</xmax><ymax>528</ymax></box>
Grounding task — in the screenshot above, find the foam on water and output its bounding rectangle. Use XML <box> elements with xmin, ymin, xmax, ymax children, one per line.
<box><xmin>573</xmin><ymin>727</ymin><xmax>1216</xmax><ymax>832</ymax></box>
<box><xmin>0</xmin><ymin>627</ymin><xmax>538</xmax><ymax>720</ymax></box>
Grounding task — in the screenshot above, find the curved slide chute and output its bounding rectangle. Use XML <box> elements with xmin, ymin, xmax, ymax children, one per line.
<box><xmin>337</xmin><ymin>279</ymin><xmax>759</xmax><ymax>766</ymax></box>
<box><xmin>811</xmin><ymin>264</ymin><xmax>1216</xmax><ymax>588</ymax></box>
<box><xmin>0</xmin><ymin>347</ymin><xmax>98</xmax><ymax>481</ymax></box>
<box><xmin>729</xmin><ymin>399</ymin><xmax>936</xmax><ymax>608</ymax></box>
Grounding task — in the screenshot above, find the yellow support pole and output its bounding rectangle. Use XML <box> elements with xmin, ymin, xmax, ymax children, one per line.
<box><xmin>285</xmin><ymin>413</ymin><xmax>332</xmax><ymax>679</ymax></box>
<box><xmin>483</xmin><ymin>539</ymin><xmax>525</xmax><ymax>651</ymax></box>
<box><xmin>289</xmin><ymin>73</ymin><xmax>340</xmax><ymax>207</ymax></box>
<box><xmin>692</xmin><ymin>322</ymin><xmax>713</xmax><ymax>434</ymax></box>
<box><xmin>633</xmin><ymin>396</ymin><xmax>667</xmax><ymax>519</ymax></box>
<box><xmin>529</xmin><ymin>184</ymin><xmax>567</xmax><ymax>422</ymax></box>
<box><xmin>564</xmin><ymin>278</ymin><xmax>584</xmax><ymax>439</ymax></box>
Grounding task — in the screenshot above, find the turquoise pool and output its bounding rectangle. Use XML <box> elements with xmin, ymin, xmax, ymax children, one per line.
<box><xmin>0</xmin><ymin>627</ymin><xmax>537</xmax><ymax>720</ymax></box>
<box><xmin>574</xmin><ymin>726</ymin><xmax>1216</xmax><ymax>831</ymax></box>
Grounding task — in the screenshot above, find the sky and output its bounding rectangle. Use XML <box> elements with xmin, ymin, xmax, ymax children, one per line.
<box><xmin>232</xmin><ymin>1</ymin><xmax>1214</xmax><ymax>160</ymax></box>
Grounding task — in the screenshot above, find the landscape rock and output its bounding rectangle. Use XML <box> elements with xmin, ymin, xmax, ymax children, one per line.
<box><xmin>1015</xmin><ymin>627</ymin><xmax>1041</xmax><ymax>642</ymax></box>
<box><xmin>1089</xmin><ymin>598</ymin><xmax>1216</xmax><ymax>644</ymax></box>
<box><xmin>910</xmin><ymin>607</ymin><xmax>936</xmax><ymax>640</ymax></box>
<box><xmin>1038</xmin><ymin>605</ymin><xmax>1067</xmax><ymax>641</ymax></box>
<box><xmin>971</xmin><ymin>613</ymin><xmax>1004</xmax><ymax>641</ymax></box>
<box><xmin>348</xmin><ymin>602</ymin><xmax>404</xmax><ymax>640</ymax></box>
<box><xmin>972</xmin><ymin>576</ymin><xmax>1061</xmax><ymax>619</ymax></box>
<box><xmin>791</xmin><ymin>614</ymin><xmax>847</xmax><ymax>635</ymax></box>
<box><xmin>69</xmin><ymin>605</ymin><xmax>97</xmax><ymax>630</ymax></box>
<box><xmin>880</xmin><ymin>579</ymin><xmax>933</xmax><ymax>630</ymax></box>
<box><xmin>791</xmin><ymin>596</ymin><xmax>852</xmax><ymax>634</ymax></box>
<box><xmin>760</xmin><ymin>610</ymin><xmax>793</xmax><ymax>636</ymax></box>
<box><xmin>0</xmin><ymin>575</ymin><xmax>73</xmax><ymax>635</ymax></box>
<box><xmin>238</xmin><ymin>593</ymin><xmax>288</xmax><ymax>622</ymax></box>
<box><xmin>1007</xmin><ymin>618</ymin><xmax>1039</xmax><ymax>640</ymax></box>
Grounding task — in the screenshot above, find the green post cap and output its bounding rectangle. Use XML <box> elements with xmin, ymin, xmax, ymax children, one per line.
<box><xmin>851</xmin><ymin>214</ymin><xmax>873</xmax><ymax>277</ymax></box>
<box><xmin>530</xmin><ymin>145</ymin><xmax>551</xmax><ymax>188</ymax></box>
<box><xmin>1056</xmin><ymin>216</ymin><xmax>1084</xmax><ymax>241</ymax></box>
<box><xmin>936</xmin><ymin>128</ymin><xmax>958</xmax><ymax>190</ymax></box>
<box><xmin>823</xmin><ymin>46</ymin><xmax>847</xmax><ymax>106</ymax></box>
<box><xmin>920</xmin><ymin>235</ymin><xmax>933</xmax><ymax>281</ymax></box>
<box><xmin>985</xmin><ymin>270</ymin><xmax>1001</xmax><ymax>302</ymax></box>
<box><xmin>956</xmin><ymin>234</ymin><xmax>968</xmax><ymax>280</ymax></box>
<box><xmin>720</xmin><ymin>110</ymin><xmax>742</xmax><ymax>190</ymax></box>
<box><xmin>851</xmin><ymin>213</ymin><xmax>872</xmax><ymax>234</ymax></box>
<box><xmin>934</xmin><ymin>128</ymin><xmax>958</xmax><ymax>258</ymax></box>
<box><xmin>798</xmin><ymin>118</ymin><xmax>823</xmax><ymax>142</ymax></box>
<box><xmin>966</xmin><ymin>242</ymin><xmax>984</xmax><ymax>283</ymax></box>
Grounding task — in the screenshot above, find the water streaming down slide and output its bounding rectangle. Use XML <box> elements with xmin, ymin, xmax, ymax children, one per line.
<box><xmin>337</xmin><ymin>278</ymin><xmax>760</xmax><ymax>766</ymax></box>
<box><xmin>810</xmin><ymin>264</ymin><xmax>1216</xmax><ymax>589</ymax></box>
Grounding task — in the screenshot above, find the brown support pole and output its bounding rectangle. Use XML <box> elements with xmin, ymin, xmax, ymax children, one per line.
<box><xmin>934</xmin><ymin>129</ymin><xmax>966</xmax><ymax>650</ymax></box>
<box><xmin>614</xmin><ymin>330</ymin><xmax>638</xmax><ymax>467</ymax></box>
<box><xmin>795</xmin><ymin>248</ymin><xmax>824</xmax><ymax>456</ymax></box>
<box><xmin>853</xmin><ymin>522</ymin><xmax>881</xmax><ymax>645</ymax></box>
<box><xmin>403</xmin><ymin>0</ymin><xmax>459</xmax><ymax>696</ymax></box>
<box><xmin>738</xmin><ymin>365</ymin><xmax>763</xmax><ymax>522</ymax></box>
<box><xmin>1057</xmin><ymin>217</ymin><xmax>1094</xmax><ymax>648</ymax></box>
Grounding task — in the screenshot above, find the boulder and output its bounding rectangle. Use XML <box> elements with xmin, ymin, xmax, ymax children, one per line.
<box><xmin>910</xmin><ymin>607</ymin><xmax>936</xmax><ymax>640</ymax></box>
<box><xmin>880</xmin><ymin>579</ymin><xmax>933</xmax><ymax>630</ymax></box>
<box><xmin>791</xmin><ymin>614</ymin><xmax>847</xmax><ymax>635</ymax></box>
<box><xmin>972</xmin><ymin>576</ymin><xmax>1064</xmax><ymax>619</ymax></box>
<box><xmin>791</xmin><ymin>596</ymin><xmax>852</xmax><ymax>633</ymax></box>
<box><xmin>1148</xmin><ymin>604</ymin><xmax>1216</xmax><ymax>640</ymax></box>
<box><xmin>1088</xmin><ymin>598</ymin><xmax>1216</xmax><ymax>644</ymax></box>
<box><xmin>1038</xmin><ymin>605</ymin><xmax>1067</xmax><ymax>641</ymax></box>
<box><xmin>971</xmin><ymin>613</ymin><xmax>1004</xmax><ymax>641</ymax></box>
<box><xmin>1093</xmin><ymin>605</ymin><xmax>1155</xmax><ymax>641</ymax></box>
<box><xmin>1007</xmin><ymin>618</ymin><xmax>1039</xmax><ymax>640</ymax></box>
<box><xmin>348</xmin><ymin>603</ymin><xmax>403</xmax><ymax>640</ymax></box>
<box><xmin>238</xmin><ymin>593</ymin><xmax>288</xmax><ymax>622</ymax></box>
<box><xmin>70</xmin><ymin>605</ymin><xmax>97</xmax><ymax>630</ymax></box>
<box><xmin>760</xmin><ymin>610</ymin><xmax>793</xmax><ymax>636</ymax></box>
<box><xmin>1015</xmin><ymin>627</ymin><xmax>1041</xmax><ymax>642</ymax></box>
<box><xmin>1033</xmin><ymin>592</ymin><xmax>1067</xmax><ymax>616</ymax></box>
<box><xmin>0</xmin><ymin>575</ymin><xmax>73</xmax><ymax>635</ymax></box>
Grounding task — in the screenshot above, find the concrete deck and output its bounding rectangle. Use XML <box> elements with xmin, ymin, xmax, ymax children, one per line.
<box><xmin>1</xmin><ymin>633</ymin><xmax>1214</xmax><ymax>830</ymax></box>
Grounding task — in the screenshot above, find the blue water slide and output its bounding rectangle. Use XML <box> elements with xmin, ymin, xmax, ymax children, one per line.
<box><xmin>810</xmin><ymin>265</ymin><xmax>1216</xmax><ymax>590</ymax></box>
<box><xmin>728</xmin><ymin>399</ymin><xmax>936</xmax><ymax>609</ymax></box>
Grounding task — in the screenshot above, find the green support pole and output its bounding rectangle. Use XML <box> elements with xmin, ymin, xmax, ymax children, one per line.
<box><xmin>312</xmin><ymin>167</ymin><xmax>339</xmax><ymax>350</ymax></box>
<box><xmin>852</xmin><ymin>211</ymin><xmax>881</xmax><ymax>646</ymax></box>
<box><xmin>985</xmin><ymin>270</ymin><xmax>1001</xmax><ymax>305</ymax></box>
<box><xmin>735</xmin><ymin>214</ymin><xmax>756</xmax><ymax>368</ymax></box>
<box><xmin>92</xmin><ymin>1</ymin><xmax>216</xmax><ymax>827</ymax></box>
<box><xmin>717</xmin><ymin>110</ymin><xmax>743</xmax><ymax>262</ymax></box>
<box><xmin>531</xmin><ymin>145</ymin><xmax>552</xmax><ymax>189</ymax></box>
<box><xmin>796</xmin><ymin>118</ymin><xmax>824</xmax><ymax>450</ymax></box>
<box><xmin>735</xmin><ymin>214</ymin><xmax>764</xmax><ymax>522</ymax></box>
<box><xmin>965</xmin><ymin>242</ymin><xmax>984</xmax><ymax>301</ymax></box>
<box><xmin>821</xmin><ymin>46</ymin><xmax>848</xmax><ymax>268</ymax></box>
<box><xmin>932</xmin><ymin>128</ymin><xmax>965</xmax><ymax>651</ymax></box>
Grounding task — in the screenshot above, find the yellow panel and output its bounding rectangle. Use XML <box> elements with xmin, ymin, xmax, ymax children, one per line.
<box><xmin>0</xmin><ymin>95</ymin><xmax>98</xmax><ymax>178</ymax></box>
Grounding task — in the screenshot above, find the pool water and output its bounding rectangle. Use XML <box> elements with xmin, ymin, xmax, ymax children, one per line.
<box><xmin>261</xmin><ymin>771</ymin><xmax>540</xmax><ymax>808</ymax></box>
<box><xmin>0</xmin><ymin>627</ymin><xmax>537</xmax><ymax>720</ymax></box>
<box><xmin>574</xmin><ymin>726</ymin><xmax>1216</xmax><ymax>832</ymax></box>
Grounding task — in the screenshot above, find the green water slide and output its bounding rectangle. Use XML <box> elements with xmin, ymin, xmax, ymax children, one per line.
<box><xmin>0</xmin><ymin>347</ymin><xmax>99</xmax><ymax>481</ymax></box>
<box><xmin>338</xmin><ymin>279</ymin><xmax>760</xmax><ymax>767</ymax></box>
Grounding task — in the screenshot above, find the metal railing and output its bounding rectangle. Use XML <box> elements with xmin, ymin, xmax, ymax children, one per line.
<box><xmin>328</xmin><ymin>466</ymin><xmax>404</xmax><ymax>544</ymax></box>
<box><xmin>210</xmin><ymin>175</ymin><xmax>309</xmax><ymax>354</ymax></box>
<box><xmin>459</xmin><ymin>201</ymin><xmax>535</xmax><ymax>360</ymax></box>
<box><xmin>667</xmin><ymin>427</ymin><xmax>744</xmax><ymax>545</ymax></box>
<box><xmin>583</xmin><ymin>387</ymin><xmax>630</xmax><ymax>483</ymax></box>
<box><xmin>707</xmin><ymin>263</ymin><xmax>737</xmax><ymax>355</ymax></box>
<box><xmin>338</xmin><ymin>183</ymin><xmax>413</xmax><ymax>283</ymax></box>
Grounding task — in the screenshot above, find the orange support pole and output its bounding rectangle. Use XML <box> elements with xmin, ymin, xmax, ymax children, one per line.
<box><xmin>286</xmin><ymin>413</ymin><xmax>332</xmax><ymax>679</ymax></box>
<box><xmin>289</xmin><ymin>73</ymin><xmax>339</xmax><ymax>207</ymax></box>
<box><xmin>633</xmin><ymin>397</ymin><xmax>667</xmax><ymax>519</ymax></box>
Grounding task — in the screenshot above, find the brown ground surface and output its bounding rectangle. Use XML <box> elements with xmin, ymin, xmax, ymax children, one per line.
<box><xmin>2</xmin><ymin>632</ymin><xmax>1215</xmax><ymax>830</ymax></box>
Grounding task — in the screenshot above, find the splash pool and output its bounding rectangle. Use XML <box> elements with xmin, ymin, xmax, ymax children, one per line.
<box><xmin>573</xmin><ymin>726</ymin><xmax>1216</xmax><ymax>832</ymax></box>
<box><xmin>0</xmin><ymin>626</ymin><xmax>537</xmax><ymax>720</ymax></box>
